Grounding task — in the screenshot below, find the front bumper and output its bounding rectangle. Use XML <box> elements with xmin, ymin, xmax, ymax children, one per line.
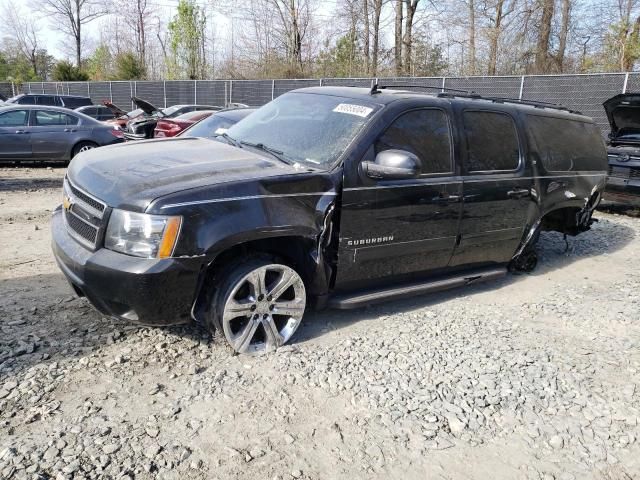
<box><xmin>604</xmin><ymin>177</ymin><xmax>640</xmax><ymax>207</ymax></box>
<box><xmin>51</xmin><ymin>206</ymin><xmax>205</xmax><ymax>325</ymax></box>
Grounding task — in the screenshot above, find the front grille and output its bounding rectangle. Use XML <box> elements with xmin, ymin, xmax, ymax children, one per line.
<box><xmin>64</xmin><ymin>209</ymin><xmax>98</xmax><ymax>243</ymax></box>
<box><xmin>67</xmin><ymin>182</ymin><xmax>105</xmax><ymax>213</ymax></box>
<box><xmin>63</xmin><ymin>178</ymin><xmax>108</xmax><ymax>249</ymax></box>
<box><xmin>609</xmin><ymin>165</ymin><xmax>640</xmax><ymax>179</ymax></box>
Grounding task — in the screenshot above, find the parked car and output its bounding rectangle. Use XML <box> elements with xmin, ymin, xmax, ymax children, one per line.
<box><xmin>52</xmin><ymin>86</ymin><xmax>607</xmax><ymax>355</ymax></box>
<box><xmin>124</xmin><ymin>97</ymin><xmax>221</xmax><ymax>140</ymax></box>
<box><xmin>602</xmin><ymin>93</ymin><xmax>640</xmax><ymax>206</ymax></box>
<box><xmin>102</xmin><ymin>101</ymin><xmax>142</xmax><ymax>129</ymax></box>
<box><xmin>75</xmin><ymin>105</ymin><xmax>120</xmax><ymax>121</ymax></box>
<box><xmin>178</xmin><ymin>108</ymin><xmax>256</xmax><ymax>138</ymax></box>
<box><xmin>0</xmin><ymin>92</ymin><xmax>7</xmax><ymax>102</ymax></box>
<box><xmin>154</xmin><ymin>110</ymin><xmax>217</xmax><ymax>138</ymax></box>
<box><xmin>6</xmin><ymin>94</ymin><xmax>93</xmax><ymax>109</ymax></box>
<box><xmin>0</xmin><ymin>104</ymin><xmax>123</xmax><ymax>163</ymax></box>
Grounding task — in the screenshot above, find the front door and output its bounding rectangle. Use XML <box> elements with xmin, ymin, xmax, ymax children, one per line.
<box><xmin>0</xmin><ymin>109</ymin><xmax>32</xmax><ymax>159</ymax></box>
<box><xmin>450</xmin><ymin>109</ymin><xmax>533</xmax><ymax>267</ymax></box>
<box><xmin>335</xmin><ymin>107</ymin><xmax>462</xmax><ymax>291</ymax></box>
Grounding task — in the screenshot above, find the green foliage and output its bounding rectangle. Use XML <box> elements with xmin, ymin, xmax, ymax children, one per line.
<box><xmin>168</xmin><ymin>0</ymin><xmax>206</xmax><ymax>79</ymax></box>
<box><xmin>318</xmin><ymin>35</ymin><xmax>365</xmax><ymax>78</ymax></box>
<box><xmin>114</xmin><ymin>52</ymin><xmax>146</xmax><ymax>80</ymax></box>
<box><xmin>52</xmin><ymin>61</ymin><xmax>89</xmax><ymax>81</ymax></box>
<box><xmin>602</xmin><ymin>21</ymin><xmax>640</xmax><ymax>71</ymax></box>
<box><xmin>412</xmin><ymin>41</ymin><xmax>448</xmax><ymax>76</ymax></box>
<box><xmin>87</xmin><ymin>44</ymin><xmax>113</xmax><ymax>81</ymax></box>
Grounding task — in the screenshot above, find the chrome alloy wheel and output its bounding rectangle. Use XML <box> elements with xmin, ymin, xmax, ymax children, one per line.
<box><xmin>221</xmin><ymin>264</ymin><xmax>306</xmax><ymax>354</ymax></box>
<box><xmin>78</xmin><ymin>145</ymin><xmax>94</xmax><ymax>152</ymax></box>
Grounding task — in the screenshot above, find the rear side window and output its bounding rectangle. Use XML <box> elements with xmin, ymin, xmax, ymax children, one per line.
<box><xmin>34</xmin><ymin>110</ymin><xmax>79</xmax><ymax>126</ymax></box>
<box><xmin>0</xmin><ymin>110</ymin><xmax>29</xmax><ymax>126</ymax></box>
<box><xmin>18</xmin><ymin>96</ymin><xmax>36</xmax><ymax>105</ymax></box>
<box><xmin>375</xmin><ymin>109</ymin><xmax>452</xmax><ymax>174</ymax></box>
<box><xmin>526</xmin><ymin>115</ymin><xmax>607</xmax><ymax>171</ymax></box>
<box><xmin>463</xmin><ymin>111</ymin><xmax>520</xmax><ymax>172</ymax></box>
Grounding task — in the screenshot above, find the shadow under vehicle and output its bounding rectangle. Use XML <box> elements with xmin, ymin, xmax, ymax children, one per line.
<box><xmin>51</xmin><ymin>85</ymin><xmax>608</xmax><ymax>355</ymax></box>
<box><xmin>602</xmin><ymin>93</ymin><xmax>640</xmax><ymax>207</ymax></box>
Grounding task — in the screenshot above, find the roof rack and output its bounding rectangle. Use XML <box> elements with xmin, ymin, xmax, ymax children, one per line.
<box><xmin>369</xmin><ymin>79</ymin><xmax>581</xmax><ymax>115</ymax></box>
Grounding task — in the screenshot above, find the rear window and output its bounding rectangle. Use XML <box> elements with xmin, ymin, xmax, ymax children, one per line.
<box><xmin>526</xmin><ymin>115</ymin><xmax>607</xmax><ymax>171</ymax></box>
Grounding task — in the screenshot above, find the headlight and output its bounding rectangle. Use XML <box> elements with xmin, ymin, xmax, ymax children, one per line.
<box><xmin>105</xmin><ymin>209</ymin><xmax>182</xmax><ymax>258</ymax></box>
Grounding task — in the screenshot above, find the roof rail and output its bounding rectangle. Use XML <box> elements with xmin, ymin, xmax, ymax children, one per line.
<box><xmin>369</xmin><ymin>80</ymin><xmax>581</xmax><ymax>114</ymax></box>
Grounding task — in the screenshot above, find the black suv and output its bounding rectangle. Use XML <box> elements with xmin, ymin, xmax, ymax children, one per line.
<box><xmin>52</xmin><ymin>86</ymin><xmax>607</xmax><ymax>354</ymax></box>
<box><xmin>7</xmin><ymin>94</ymin><xmax>93</xmax><ymax>109</ymax></box>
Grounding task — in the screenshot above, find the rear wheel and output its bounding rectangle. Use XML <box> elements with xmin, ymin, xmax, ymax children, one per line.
<box><xmin>72</xmin><ymin>141</ymin><xmax>97</xmax><ymax>158</ymax></box>
<box><xmin>209</xmin><ymin>257</ymin><xmax>306</xmax><ymax>355</ymax></box>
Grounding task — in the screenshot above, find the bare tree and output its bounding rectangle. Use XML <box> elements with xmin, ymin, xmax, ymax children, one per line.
<box><xmin>402</xmin><ymin>0</ymin><xmax>420</xmax><ymax>75</ymax></box>
<box><xmin>394</xmin><ymin>0</ymin><xmax>403</xmax><ymax>74</ymax></box>
<box><xmin>37</xmin><ymin>0</ymin><xmax>108</xmax><ymax>68</ymax></box>
<box><xmin>534</xmin><ymin>0</ymin><xmax>554</xmax><ymax>72</ymax></box>
<box><xmin>120</xmin><ymin>0</ymin><xmax>154</xmax><ymax>71</ymax></box>
<box><xmin>370</xmin><ymin>0</ymin><xmax>384</xmax><ymax>75</ymax></box>
<box><xmin>468</xmin><ymin>0</ymin><xmax>477</xmax><ymax>74</ymax></box>
<box><xmin>555</xmin><ymin>0</ymin><xmax>571</xmax><ymax>72</ymax></box>
<box><xmin>1</xmin><ymin>1</ymin><xmax>42</xmax><ymax>77</ymax></box>
<box><xmin>363</xmin><ymin>0</ymin><xmax>370</xmax><ymax>74</ymax></box>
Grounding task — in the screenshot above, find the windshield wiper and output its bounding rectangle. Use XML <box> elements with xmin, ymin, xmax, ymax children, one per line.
<box><xmin>214</xmin><ymin>132</ymin><xmax>242</xmax><ymax>148</ymax></box>
<box><xmin>240</xmin><ymin>141</ymin><xmax>292</xmax><ymax>165</ymax></box>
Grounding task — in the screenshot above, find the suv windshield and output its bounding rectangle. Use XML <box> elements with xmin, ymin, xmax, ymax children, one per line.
<box><xmin>226</xmin><ymin>92</ymin><xmax>379</xmax><ymax>168</ymax></box>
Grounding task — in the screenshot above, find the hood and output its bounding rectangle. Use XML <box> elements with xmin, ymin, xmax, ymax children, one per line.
<box><xmin>102</xmin><ymin>100</ymin><xmax>127</xmax><ymax>117</ymax></box>
<box><xmin>132</xmin><ymin>96</ymin><xmax>162</xmax><ymax>116</ymax></box>
<box><xmin>67</xmin><ymin>137</ymin><xmax>302</xmax><ymax>211</ymax></box>
<box><xmin>603</xmin><ymin>93</ymin><xmax>640</xmax><ymax>142</ymax></box>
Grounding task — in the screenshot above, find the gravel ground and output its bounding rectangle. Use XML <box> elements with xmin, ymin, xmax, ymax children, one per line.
<box><xmin>1</xmin><ymin>166</ymin><xmax>639</xmax><ymax>480</ymax></box>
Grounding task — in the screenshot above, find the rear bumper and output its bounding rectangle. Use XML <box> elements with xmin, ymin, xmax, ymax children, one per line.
<box><xmin>51</xmin><ymin>206</ymin><xmax>205</xmax><ymax>325</ymax></box>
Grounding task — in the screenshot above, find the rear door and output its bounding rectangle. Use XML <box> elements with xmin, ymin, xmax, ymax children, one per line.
<box><xmin>0</xmin><ymin>109</ymin><xmax>32</xmax><ymax>159</ymax></box>
<box><xmin>335</xmin><ymin>107</ymin><xmax>462</xmax><ymax>290</ymax></box>
<box><xmin>450</xmin><ymin>109</ymin><xmax>533</xmax><ymax>267</ymax></box>
<box><xmin>30</xmin><ymin>110</ymin><xmax>81</xmax><ymax>159</ymax></box>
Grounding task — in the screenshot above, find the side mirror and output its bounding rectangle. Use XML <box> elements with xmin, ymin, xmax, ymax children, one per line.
<box><xmin>362</xmin><ymin>149</ymin><xmax>421</xmax><ymax>180</ymax></box>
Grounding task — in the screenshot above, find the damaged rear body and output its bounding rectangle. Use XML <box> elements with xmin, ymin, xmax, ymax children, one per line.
<box><xmin>51</xmin><ymin>87</ymin><xmax>607</xmax><ymax>332</ymax></box>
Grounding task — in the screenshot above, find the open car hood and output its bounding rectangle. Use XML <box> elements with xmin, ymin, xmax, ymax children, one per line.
<box><xmin>132</xmin><ymin>96</ymin><xmax>162</xmax><ymax>116</ymax></box>
<box><xmin>603</xmin><ymin>93</ymin><xmax>640</xmax><ymax>142</ymax></box>
<box><xmin>102</xmin><ymin>100</ymin><xmax>127</xmax><ymax>117</ymax></box>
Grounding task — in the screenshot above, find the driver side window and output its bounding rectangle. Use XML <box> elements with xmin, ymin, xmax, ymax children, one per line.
<box><xmin>375</xmin><ymin>109</ymin><xmax>452</xmax><ymax>174</ymax></box>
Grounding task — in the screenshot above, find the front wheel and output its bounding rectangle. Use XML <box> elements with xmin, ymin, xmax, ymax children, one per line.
<box><xmin>210</xmin><ymin>258</ymin><xmax>306</xmax><ymax>355</ymax></box>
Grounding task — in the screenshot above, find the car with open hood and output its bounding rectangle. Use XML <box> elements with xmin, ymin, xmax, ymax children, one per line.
<box><xmin>603</xmin><ymin>93</ymin><xmax>640</xmax><ymax>206</ymax></box>
<box><xmin>123</xmin><ymin>97</ymin><xmax>221</xmax><ymax>140</ymax></box>
<box><xmin>51</xmin><ymin>86</ymin><xmax>607</xmax><ymax>355</ymax></box>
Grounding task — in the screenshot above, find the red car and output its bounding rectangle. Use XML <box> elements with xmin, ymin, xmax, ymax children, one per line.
<box><xmin>154</xmin><ymin>110</ymin><xmax>217</xmax><ymax>138</ymax></box>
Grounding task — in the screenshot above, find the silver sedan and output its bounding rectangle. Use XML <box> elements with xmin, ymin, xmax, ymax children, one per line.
<box><xmin>0</xmin><ymin>105</ymin><xmax>124</xmax><ymax>163</ymax></box>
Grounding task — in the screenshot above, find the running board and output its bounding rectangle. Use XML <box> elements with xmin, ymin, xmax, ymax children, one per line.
<box><xmin>328</xmin><ymin>267</ymin><xmax>508</xmax><ymax>310</ymax></box>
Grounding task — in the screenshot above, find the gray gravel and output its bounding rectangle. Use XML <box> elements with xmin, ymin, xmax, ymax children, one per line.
<box><xmin>1</xmin><ymin>168</ymin><xmax>639</xmax><ymax>479</ymax></box>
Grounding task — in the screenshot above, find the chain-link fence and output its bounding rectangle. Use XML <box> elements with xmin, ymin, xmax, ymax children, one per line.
<box><xmin>13</xmin><ymin>73</ymin><xmax>639</xmax><ymax>134</ymax></box>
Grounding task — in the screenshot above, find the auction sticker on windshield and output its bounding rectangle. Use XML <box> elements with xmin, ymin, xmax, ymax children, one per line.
<box><xmin>333</xmin><ymin>103</ymin><xmax>374</xmax><ymax>118</ymax></box>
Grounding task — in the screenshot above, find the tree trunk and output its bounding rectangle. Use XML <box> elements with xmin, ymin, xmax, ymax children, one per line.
<box><xmin>534</xmin><ymin>0</ymin><xmax>554</xmax><ymax>73</ymax></box>
<box><xmin>371</xmin><ymin>0</ymin><xmax>382</xmax><ymax>76</ymax></box>
<box><xmin>75</xmin><ymin>0</ymin><xmax>81</xmax><ymax>67</ymax></box>
<box><xmin>487</xmin><ymin>0</ymin><xmax>504</xmax><ymax>75</ymax></box>
<box><xmin>556</xmin><ymin>0</ymin><xmax>570</xmax><ymax>72</ymax></box>
<box><xmin>402</xmin><ymin>0</ymin><xmax>419</xmax><ymax>75</ymax></box>
<box><xmin>394</xmin><ymin>0</ymin><xmax>403</xmax><ymax>75</ymax></box>
<box><xmin>363</xmin><ymin>0</ymin><xmax>370</xmax><ymax>76</ymax></box>
<box><xmin>468</xmin><ymin>0</ymin><xmax>476</xmax><ymax>75</ymax></box>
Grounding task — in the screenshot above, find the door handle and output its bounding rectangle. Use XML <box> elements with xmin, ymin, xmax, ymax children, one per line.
<box><xmin>64</xmin><ymin>128</ymin><xmax>77</xmax><ymax>133</ymax></box>
<box><xmin>507</xmin><ymin>188</ymin><xmax>530</xmax><ymax>199</ymax></box>
<box><xmin>15</xmin><ymin>130</ymin><xmax>26</xmax><ymax>134</ymax></box>
<box><xmin>431</xmin><ymin>194</ymin><xmax>460</xmax><ymax>204</ymax></box>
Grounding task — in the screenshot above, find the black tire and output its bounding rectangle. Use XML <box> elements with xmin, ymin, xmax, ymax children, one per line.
<box><xmin>72</xmin><ymin>141</ymin><xmax>98</xmax><ymax>158</ymax></box>
<box><xmin>206</xmin><ymin>255</ymin><xmax>307</xmax><ymax>354</ymax></box>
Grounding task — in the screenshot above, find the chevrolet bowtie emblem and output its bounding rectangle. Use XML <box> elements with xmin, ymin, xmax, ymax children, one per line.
<box><xmin>63</xmin><ymin>194</ymin><xmax>73</xmax><ymax>211</ymax></box>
